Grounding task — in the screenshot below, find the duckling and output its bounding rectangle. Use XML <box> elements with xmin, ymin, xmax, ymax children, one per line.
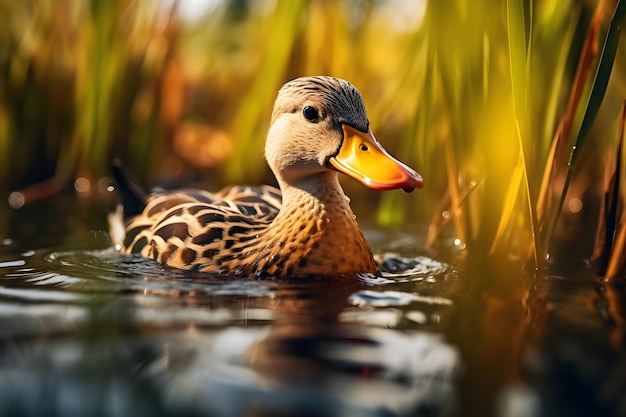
<box><xmin>110</xmin><ymin>76</ymin><xmax>423</xmax><ymax>278</ymax></box>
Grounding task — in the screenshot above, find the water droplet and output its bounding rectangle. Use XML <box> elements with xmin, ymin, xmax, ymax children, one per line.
<box><xmin>254</xmin><ymin>270</ymin><xmax>269</xmax><ymax>280</ymax></box>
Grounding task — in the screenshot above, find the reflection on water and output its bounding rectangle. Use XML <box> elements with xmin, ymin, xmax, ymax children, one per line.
<box><xmin>0</xmin><ymin>219</ymin><xmax>459</xmax><ymax>416</ymax></box>
<box><xmin>3</xmin><ymin>196</ymin><xmax>626</xmax><ymax>417</ymax></box>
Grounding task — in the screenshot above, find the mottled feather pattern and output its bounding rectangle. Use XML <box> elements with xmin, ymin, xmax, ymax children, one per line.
<box><xmin>122</xmin><ymin>185</ymin><xmax>282</xmax><ymax>272</ymax></box>
<box><xmin>121</xmin><ymin>179</ymin><xmax>376</xmax><ymax>277</ymax></box>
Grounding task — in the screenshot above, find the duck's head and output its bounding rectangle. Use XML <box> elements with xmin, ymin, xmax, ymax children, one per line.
<box><xmin>265</xmin><ymin>76</ymin><xmax>423</xmax><ymax>192</ymax></box>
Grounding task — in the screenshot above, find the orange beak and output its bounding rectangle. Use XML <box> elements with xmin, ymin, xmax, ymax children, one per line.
<box><xmin>328</xmin><ymin>125</ymin><xmax>424</xmax><ymax>192</ymax></box>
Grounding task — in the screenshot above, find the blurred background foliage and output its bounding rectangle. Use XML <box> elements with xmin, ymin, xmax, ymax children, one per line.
<box><xmin>1</xmin><ymin>0</ymin><xmax>626</xmax><ymax>267</ymax></box>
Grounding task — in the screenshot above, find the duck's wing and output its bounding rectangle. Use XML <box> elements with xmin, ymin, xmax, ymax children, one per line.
<box><xmin>120</xmin><ymin>187</ymin><xmax>281</xmax><ymax>270</ymax></box>
<box><xmin>213</xmin><ymin>185</ymin><xmax>282</xmax><ymax>214</ymax></box>
<box><xmin>141</xmin><ymin>185</ymin><xmax>282</xmax><ymax>218</ymax></box>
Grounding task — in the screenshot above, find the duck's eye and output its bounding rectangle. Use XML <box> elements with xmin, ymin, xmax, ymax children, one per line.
<box><xmin>302</xmin><ymin>106</ymin><xmax>320</xmax><ymax>122</ymax></box>
<box><xmin>359</xmin><ymin>144</ymin><xmax>369</xmax><ymax>151</ymax></box>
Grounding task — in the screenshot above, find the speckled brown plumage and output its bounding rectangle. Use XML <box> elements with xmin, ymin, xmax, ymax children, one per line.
<box><xmin>121</xmin><ymin>177</ymin><xmax>376</xmax><ymax>277</ymax></box>
<box><xmin>112</xmin><ymin>76</ymin><xmax>422</xmax><ymax>278</ymax></box>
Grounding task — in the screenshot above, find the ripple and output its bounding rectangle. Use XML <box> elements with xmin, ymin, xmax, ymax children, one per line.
<box><xmin>1</xmin><ymin>248</ymin><xmax>278</xmax><ymax>301</ymax></box>
<box><xmin>375</xmin><ymin>253</ymin><xmax>450</xmax><ymax>282</ymax></box>
<box><xmin>339</xmin><ymin>309</ymin><xmax>403</xmax><ymax>327</ymax></box>
<box><xmin>1</xmin><ymin>247</ymin><xmax>453</xmax><ymax>305</ymax></box>
<box><xmin>0</xmin><ymin>286</ymin><xmax>84</xmax><ymax>303</ymax></box>
<box><xmin>348</xmin><ymin>290</ymin><xmax>453</xmax><ymax>307</ymax></box>
<box><xmin>0</xmin><ymin>259</ymin><xmax>26</xmax><ymax>268</ymax></box>
<box><xmin>0</xmin><ymin>245</ymin><xmax>454</xmax><ymax>332</ymax></box>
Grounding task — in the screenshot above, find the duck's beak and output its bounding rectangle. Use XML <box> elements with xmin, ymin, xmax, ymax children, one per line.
<box><xmin>329</xmin><ymin>125</ymin><xmax>424</xmax><ymax>192</ymax></box>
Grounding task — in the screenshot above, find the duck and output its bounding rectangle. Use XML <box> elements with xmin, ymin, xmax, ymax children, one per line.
<box><xmin>109</xmin><ymin>76</ymin><xmax>423</xmax><ymax>279</ymax></box>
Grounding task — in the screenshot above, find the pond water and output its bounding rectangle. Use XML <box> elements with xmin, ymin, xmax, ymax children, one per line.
<box><xmin>1</xmin><ymin>194</ymin><xmax>625</xmax><ymax>417</ymax></box>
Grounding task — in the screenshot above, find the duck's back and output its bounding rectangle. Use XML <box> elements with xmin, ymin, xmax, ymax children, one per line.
<box><xmin>119</xmin><ymin>185</ymin><xmax>282</xmax><ymax>271</ymax></box>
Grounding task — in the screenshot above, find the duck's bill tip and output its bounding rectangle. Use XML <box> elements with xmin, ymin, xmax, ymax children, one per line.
<box><xmin>403</xmin><ymin>172</ymin><xmax>424</xmax><ymax>192</ymax></box>
<box><xmin>361</xmin><ymin>170</ymin><xmax>423</xmax><ymax>192</ymax></box>
<box><xmin>329</xmin><ymin>125</ymin><xmax>424</xmax><ymax>192</ymax></box>
<box><xmin>402</xmin><ymin>174</ymin><xmax>425</xmax><ymax>193</ymax></box>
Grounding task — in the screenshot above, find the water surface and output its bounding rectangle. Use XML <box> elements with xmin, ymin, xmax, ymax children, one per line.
<box><xmin>1</xmin><ymin>195</ymin><xmax>625</xmax><ymax>417</ymax></box>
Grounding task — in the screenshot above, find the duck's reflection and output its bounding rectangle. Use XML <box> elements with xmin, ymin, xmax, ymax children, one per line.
<box><xmin>148</xmin><ymin>281</ymin><xmax>461</xmax><ymax>417</ymax></box>
<box><xmin>0</xmin><ymin>272</ymin><xmax>459</xmax><ymax>417</ymax></box>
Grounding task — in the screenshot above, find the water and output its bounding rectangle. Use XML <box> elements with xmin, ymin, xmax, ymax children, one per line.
<box><xmin>1</xmin><ymin>195</ymin><xmax>626</xmax><ymax>417</ymax></box>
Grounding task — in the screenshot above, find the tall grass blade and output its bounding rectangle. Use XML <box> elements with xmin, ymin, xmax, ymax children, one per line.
<box><xmin>603</xmin><ymin>102</ymin><xmax>626</xmax><ymax>281</ymax></box>
<box><xmin>505</xmin><ymin>0</ymin><xmax>540</xmax><ymax>265</ymax></box>
<box><xmin>488</xmin><ymin>137</ymin><xmax>523</xmax><ymax>255</ymax></box>
<box><xmin>569</xmin><ymin>0</ymin><xmax>625</xmax><ymax>168</ymax></box>
<box><xmin>536</xmin><ymin>121</ymin><xmax>562</xmax><ymax>225</ymax></box>
<box><xmin>534</xmin><ymin>6</ymin><xmax>580</xmax><ymax>224</ymax></box>
<box><xmin>549</xmin><ymin>0</ymin><xmax>626</xmax><ymax>247</ymax></box>
<box><xmin>536</xmin><ymin>4</ymin><xmax>600</xmax><ymax>245</ymax></box>
<box><xmin>507</xmin><ymin>0</ymin><xmax>529</xmax><ymax>123</ymax></box>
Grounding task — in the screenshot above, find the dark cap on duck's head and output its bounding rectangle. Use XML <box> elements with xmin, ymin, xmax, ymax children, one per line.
<box><xmin>272</xmin><ymin>76</ymin><xmax>370</xmax><ymax>133</ymax></box>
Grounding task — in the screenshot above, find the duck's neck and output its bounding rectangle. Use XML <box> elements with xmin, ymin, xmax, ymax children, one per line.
<box><xmin>256</xmin><ymin>172</ymin><xmax>377</xmax><ymax>277</ymax></box>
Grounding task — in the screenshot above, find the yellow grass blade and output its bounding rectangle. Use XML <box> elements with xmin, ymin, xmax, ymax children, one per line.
<box><xmin>489</xmin><ymin>148</ymin><xmax>524</xmax><ymax>255</ymax></box>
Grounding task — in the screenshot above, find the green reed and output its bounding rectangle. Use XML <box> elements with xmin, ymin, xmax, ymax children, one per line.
<box><xmin>1</xmin><ymin>0</ymin><xmax>625</xmax><ymax>267</ymax></box>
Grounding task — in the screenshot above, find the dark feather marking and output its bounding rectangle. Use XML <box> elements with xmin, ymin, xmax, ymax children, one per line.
<box><xmin>238</xmin><ymin>235</ymin><xmax>256</xmax><ymax>243</ymax></box>
<box><xmin>187</xmin><ymin>205</ymin><xmax>209</xmax><ymax>215</ymax></box>
<box><xmin>180</xmin><ymin>248</ymin><xmax>197</xmax><ymax>264</ymax></box>
<box><xmin>162</xmin><ymin>207</ymin><xmax>185</xmax><ymax>220</ymax></box>
<box><xmin>159</xmin><ymin>243</ymin><xmax>178</xmax><ymax>263</ymax></box>
<box><xmin>216</xmin><ymin>254</ymin><xmax>235</xmax><ymax>265</ymax></box>
<box><xmin>147</xmin><ymin>200</ymin><xmax>188</xmax><ymax>217</ymax></box>
<box><xmin>198</xmin><ymin>212</ymin><xmax>226</xmax><ymax>225</ymax></box>
<box><xmin>226</xmin><ymin>215</ymin><xmax>257</xmax><ymax>225</ymax></box>
<box><xmin>191</xmin><ymin>229</ymin><xmax>223</xmax><ymax>245</ymax></box>
<box><xmin>228</xmin><ymin>225</ymin><xmax>250</xmax><ymax>236</ymax></box>
<box><xmin>129</xmin><ymin>236</ymin><xmax>148</xmax><ymax>254</ymax></box>
<box><xmin>123</xmin><ymin>225</ymin><xmax>147</xmax><ymax>249</ymax></box>
<box><xmin>230</xmin><ymin>246</ymin><xmax>244</xmax><ymax>254</ymax></box>
<box><xmin>203</xmin><ymin>248</ymin><xmax>219</xmax><ymax>259</ymax></box>
<box><xmin>235</xmin><ymin>205</ymin><xmax>258</xmax><ymax>216</ymax></box>
<box><xmin>268</xmin><ymin>190</ymin><xmax>281</xmax><ymax>200</ymax></box>
<box><xmin>155</xmin><ymin>223</ymin><xmax>189</xmax><ymax>240</ymax></box>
